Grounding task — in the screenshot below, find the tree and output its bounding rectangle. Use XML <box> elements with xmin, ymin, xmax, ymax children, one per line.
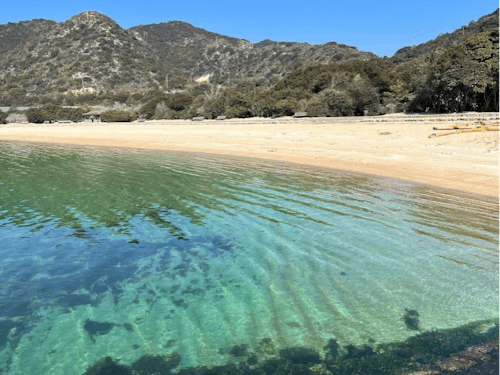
<box><xmin>311</xmin><ymin>71</ymin><xmax>334</xmax><ymax>93</ymax></box>
<box><xmin>463</xmin><ymin>28</ymin><xmax>499</xmax><ymax>111</ymax></box>
<box><xmin>6</xmin><ymin>113</ymin><xmax>28</xmax><ymax>123</ymax></box>
<box><xmin>248</xmin><ymin>87</ymin><xmax>275</xmax><ymax>117</ymax></box>
<box><xmin>140</xmin><ymin>96</ymin><xmax>167</xmax><ymax>119</ymax></box>
<box><xmin>320</xmin><ymin>89</ymin><xmax>355</xmax><ymax>116</ymax></box>
<box><xmin>167</xmin><ymin>92</ymin><xmax>193</xmax><ymax>112</ymax></box>
<box><xmin>305</xmin><ymin>89</ymin><xmax>355</xmax><ymax>117</ymax></box>
<box><xmin>26</xmin><ymin>105</ymin><xmax>61</xmax><ymax>123</ymax></box>
<box><xmin>305</xmin><ymin>97</ymin><xmax>329</xmax><ymax>117</ymax></box>
<box><xmin>348</xmin><ymin>74</ymin><xmax>380</xmax><ymax>115</ymax></box>
<box><xmin>154</xmin><ymin>102</ymin><xmax>169</xmax><ymax>119</ymax></box>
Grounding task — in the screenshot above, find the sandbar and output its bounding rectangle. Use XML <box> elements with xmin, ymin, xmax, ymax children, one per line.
<box><xmin>0</xmin><ymin>117</ymin><xmax>498</xmax><ymax>197</ymax></box>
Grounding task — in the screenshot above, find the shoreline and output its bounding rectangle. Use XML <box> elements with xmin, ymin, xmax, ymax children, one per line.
<box><xmin>0</xmin><ymin>118</ymin><xmax>498</xmax><ymax>197</ymax></box>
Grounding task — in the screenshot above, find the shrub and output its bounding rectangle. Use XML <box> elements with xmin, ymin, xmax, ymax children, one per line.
<box><xmin>274</xmin><ymin>98</ymin><xmax>299</xmax><ymax>116</ymax></box>
<box><xmin>0</xmin><ymin>111</ymin><xmax>7</xmax><ymax>124</ymax></box>
<box><xmin>167</xmin><ymin>92</ymin><xmax>194</xmax><ymax>112</ymax></box>
<box><xmin>6</xmin><ymin>113</ymin><xmax>28</xmax><ymax>123</ymax></box>
<box><xmin>154</xmin><ymin>102</ymin><xmax>169</xmax><ymax>119</ymax></box>
<box><xmin>305</xmin><ymin>97</ymin><xmax>329</xmax><ymax>117</ymax></box>
<box><xmin>225</xmin><ymin>105</ymin><xmax>249</xmax><ymax>119</ymax></box>
<box><xmin>59</xmin><ymin>108</ymin><xmax>86</xmax><ymax>122</ymax></box>
<box><xmin>312</xmin><ymin>71</ymin><xmax>334</xmax><ymax>93</ymax></box>
<box><xmin>185</xmin><ymin>96</ymin><xmax>205</xmax><ymax>119</ymax></box>
<box><xmin>39</xmin><ymin>104</ymin><xmax>63</xmax><ymax>122</ymax></box>
<box><xmin>323</xmin><ymin>90</ymin><xmax>356</xmax><ymax>116</ymax></box>
<box><xmin>26</xmin><ymin>108</ymin><xmax>47</xmax><ymax>123</ymax></box>
<box><xmin>305</xmin><ymin>90</ymin><xmax>355</xmax><ymax>117</ymax></box>
<box><xmin>140</xmin><ymin>96</ymin><xmax>167</xmax><ymax>119</ymax></box>
<box><xmin>202</xmin><ymin>97</ymin><xmax>224</xmax><ymax>119</ymax></box>
<box><xmin>101</xmin><ymin>110</ymin><xmax>138</xmax><ymax>122</ymax></box>
<box><xmin>248</xmin><ymin>87</ymin><xmax>276</xmax><ymax>117</ymax></box>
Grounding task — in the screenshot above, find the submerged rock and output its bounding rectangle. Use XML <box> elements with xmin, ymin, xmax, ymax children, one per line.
<box><xmin>83</xmin><ymin>319</ymin><xmax>115</xmax><ymax>344</ymax></box>
<box><xmin>82</xmin><ymin>356</ymin><xmax>132</xmax><ymax>375</ymax></box>
<box><xmin>255</xmin><ymin>337</ymin><xmax>276</xmax><ymax>356</ymax></box>
<box><xmin>344</xmin><ymin>344</ymin><xmax>375</xmax><ymax>359</ymax></box>
<box><xmin>323</xmin><ymin>338</ymin><xmax>340</xmax><ymax>359</ymax></box>
<box><xmin>122</xmin><ymin>323</ymin><xmax>134</xmax><ymax>332</ymax></box>
<box><xmin>131</xmin><ymin>353</ymin><xmax>181</xmax><ymax>374</ymax></box>
<box><xmin>279</xmin><ymin>347</ymin><xmax>321</xmax><ymax>364</ymax></box>
<box><xmin>403</xmin><ymin>309</ymin><xmax>420</xmax><ymax>330</ymax></box>
<box><xmin>164</xmin><ymin>339</ymin><xmax>176</xmax><ymax>348</ymax></box>
<box><xmin>246</xmin><ymin>355</ymin><xmax>259</xmax><ymax>365</ymax></box>
<box><xmin>229</xmin><ymin>344</ymin><xmax>248</xmax><ymax>357</ymax></box>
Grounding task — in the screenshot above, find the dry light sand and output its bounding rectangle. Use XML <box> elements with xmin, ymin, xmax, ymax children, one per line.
<box><xmin>0</xmin><ymin>117</ymin><xmax>498</xmax><ymax>197</ymax></box>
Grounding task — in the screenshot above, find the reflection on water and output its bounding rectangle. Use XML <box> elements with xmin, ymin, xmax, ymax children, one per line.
<box><xmin>0</xmin><ymin>141</ymin><xmax>498</xmax><ymax>375</ymax></box>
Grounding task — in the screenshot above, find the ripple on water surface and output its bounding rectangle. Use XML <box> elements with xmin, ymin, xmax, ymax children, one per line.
<box><xmin>0</xmin><ymin>141</ymin><xmax>498</xmax><ymax>375</ymax></box>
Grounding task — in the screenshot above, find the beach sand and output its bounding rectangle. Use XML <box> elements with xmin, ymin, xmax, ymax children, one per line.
<box><xmin>0</xmin><ymin>118</ymin><xmax>498</xmax><ymax>197</ymax></box>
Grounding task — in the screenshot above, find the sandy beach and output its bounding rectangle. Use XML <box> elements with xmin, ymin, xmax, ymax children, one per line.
<box><xmin>0</xmin><ymin>116</ymin><xmax>498</xmax><ymax>197</ymax></box>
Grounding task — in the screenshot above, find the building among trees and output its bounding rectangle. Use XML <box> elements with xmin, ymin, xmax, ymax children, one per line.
<box><xmin>82</xmin><ymin>110</ymin><xmax>103</xmax><ymax>122</ymax></box>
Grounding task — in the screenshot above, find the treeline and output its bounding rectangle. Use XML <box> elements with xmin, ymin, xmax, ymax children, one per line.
<box><xmin>1</xmin><ymin>27</ymin><xmax>497</xmax><ymax>123</ymax></box>
<box><xmin>0</xmin><ymin>105</ymin><xmax>139</xmax><ymax>124</ymax></box>
<box><xmin>0</xmin><ymin>105</ymin><xmax>90</xmax><ymax>124</ymax></box>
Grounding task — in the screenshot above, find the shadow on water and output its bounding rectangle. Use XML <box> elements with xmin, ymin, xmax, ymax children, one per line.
<box><xmin>81</xmin><ymin>319</ymin><xmax>498</xmax><ymax>375</ymax></box>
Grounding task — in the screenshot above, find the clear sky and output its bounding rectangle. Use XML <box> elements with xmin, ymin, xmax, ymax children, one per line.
<box><xmin>1</xmin><ymin>0</ymin><xmax>497</xmax><ymax>57</ymax></box>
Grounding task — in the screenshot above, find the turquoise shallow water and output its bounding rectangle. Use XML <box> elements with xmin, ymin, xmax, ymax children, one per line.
<box><xmin>0</xmin><ymin>141</ymin><xmax>498</xmax><ymax>375</ymax></box>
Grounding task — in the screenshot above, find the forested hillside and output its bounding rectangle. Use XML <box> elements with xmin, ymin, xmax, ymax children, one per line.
<box><xmin>0</xmin><ymin>8</ymin><xmax>497</xmax><ymax>122</ymax></box>
<box><xmin>391</xmin><ymin>9</ymin><xmax>499</xmax><ymax>64</ymax></box>
<box><xmin>0</xmin><ymin>19</ymin><xmax>56</xmax><ymax>55</ymax></box>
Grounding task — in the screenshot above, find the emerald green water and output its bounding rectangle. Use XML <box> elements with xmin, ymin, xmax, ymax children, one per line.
<box><xmin>0</xmin><ymin>141</ymin><xmax>498</xmax><ymax>374</ymax></box>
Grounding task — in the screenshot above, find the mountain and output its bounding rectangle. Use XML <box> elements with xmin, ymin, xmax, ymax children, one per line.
<box><xmin>0</xmin><ymin>11</ymin><xmax>376</xmax><ymax>103</ymax></box>
<box><xmin>0</xmin><ymin>12</ymin><xmax>176</xmax><ymax>100</ymax></box>
<box><xmin>130</xmin><ymin>21</ymin><xmax>377</xmax><ymax>85</ymax></box>
<box><xmin>0</xmin><ymin>8</ymin><xmax>497</xmax><ymax>110</ymax></box>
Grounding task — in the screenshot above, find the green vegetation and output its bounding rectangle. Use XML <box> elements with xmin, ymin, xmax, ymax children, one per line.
<box><xmin>101</xmin><ymin>109</ymin><xmax>138</xmax><ymax>122</ymax></box>
<box><xmin>139</xmin><ymin>91</ymin><xmax>194</xmax><ymax>119</ymax></box>
<box><xmin>409</xmin><ymin>28</ymin><xmax>499</xmax><ymax>112</ymax></box>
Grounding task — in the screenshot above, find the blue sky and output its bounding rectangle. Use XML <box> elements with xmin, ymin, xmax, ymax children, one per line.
<box><xmin>1</xmin><ymin>0</ymin><xmax>497</xmax><ymax>57</ymax></box>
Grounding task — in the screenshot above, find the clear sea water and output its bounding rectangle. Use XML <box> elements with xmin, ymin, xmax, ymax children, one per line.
<box><xmin>0</xmin><ymin>141</ymin><xmax>498</xmax><ymax>375</ymax></box>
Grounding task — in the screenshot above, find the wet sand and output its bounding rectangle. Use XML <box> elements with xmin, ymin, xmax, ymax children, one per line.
<box><xmin>0</xmin><ymin>117</ymin><xmax>498</xmax><ymax>197</ymax></box>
